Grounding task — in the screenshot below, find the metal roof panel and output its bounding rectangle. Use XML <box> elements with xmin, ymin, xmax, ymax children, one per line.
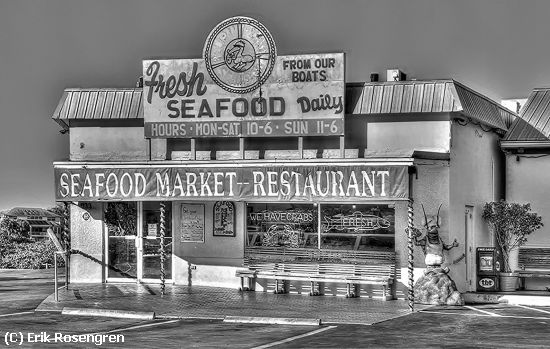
<box><xmin>52</xmin><ymin>88</ymin><xmax>144</xmax><ymax>120</ymax></box>
<box><xmin>504</xmin><ymin>88</ymin><xmax>550</xmax><ymax>142</ymax></box>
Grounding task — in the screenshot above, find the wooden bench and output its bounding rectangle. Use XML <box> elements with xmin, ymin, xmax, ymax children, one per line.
<box><xmin>515</xmin><ymin>247</ymin><xmax>550</xmax><ymax>290</ymax></box>
<box><xmin>236</xmin><ymin>248</ymin><xmax>397</xmax><ymax>300</ymax></box>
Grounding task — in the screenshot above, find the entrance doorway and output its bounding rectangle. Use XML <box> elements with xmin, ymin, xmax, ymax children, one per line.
<box><xmin>106</xmin><ymin>202</ymin><xmax>172</xmax><ymax>282</ymax></box>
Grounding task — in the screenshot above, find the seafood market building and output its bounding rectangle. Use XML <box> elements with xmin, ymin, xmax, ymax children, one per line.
<box><xmin>52</xmin><ymin>17</ymin><xmax>514</xmax><ymax>299</ymax></box>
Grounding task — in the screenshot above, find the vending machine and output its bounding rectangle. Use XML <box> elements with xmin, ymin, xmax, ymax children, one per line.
<box><xmin>476</xmin><ymin>247</ymin><xmax>503</xmax><ymax>292</ymax></box>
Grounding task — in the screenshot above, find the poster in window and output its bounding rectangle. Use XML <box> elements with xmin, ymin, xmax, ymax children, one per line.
<box><xmin>147</xmin><ymin>223</ymin><xmax>158</xmax><ymax>237</ymax></box>
<box><xmin>180</xmin><ymin>203</ymin><xmax>205</xmax><ymax>243</ymax></box>
<box><xmin>213</xmin><ymin>201</ymin><xmax>235</xmax><ymax>237</ymax></box>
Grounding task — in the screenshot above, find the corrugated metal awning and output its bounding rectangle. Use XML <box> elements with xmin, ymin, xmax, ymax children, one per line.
<box><xmin>53</xmin><ymin>81</ymin><xmax>513</xmax><ymax>132</ymax></box>
<box><xmin>504</xmin><ymin>88</ymin><xmax>550</xmax><ymax>143</ymax></box>
<box><xmin>346</xmin><ymin>80</ymin><xmax>512</xmax><ymax>131</ymax></box>
<box><xmin>52</xmin><ymin>88</ymin><xmax>143</xmax><ymax>129</ymax></box>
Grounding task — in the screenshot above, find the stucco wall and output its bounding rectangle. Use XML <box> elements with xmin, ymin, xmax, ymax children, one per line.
<box><xmin>402</xmin><ymin>161</ymin><xmax>451</xmax><ymax>290</ymax></box>
<box><xmin>172</xmin><ymin>201</ymin><xmax>245</xmax><ymax>287</ymax></box>
<box><xmin>70</xmin><ymin>203</ymin><xmax>104</xmax><ymax>283</ymax></box>
<box><xmin>506</xmin><ymin>154</ymin><xmax>550</xmax><ymax>247</ymax></box>
<box><xmin>70</xmin><ymin>127</ymin><xmax>148</xmax><ymax>161</ymax></box>
<box><xmin>506</xmin><ymin>153</ymin><xmax>550</xmax><ymax>290</ymax></box>
<box><xmin>367</xmin><ymin>120</ymin><xmax>451</xmax><ymax>153</ymax></box>
<box><xmin>449</xmin><ymin>121</ymin><xmax>504</xmax><ymax>292</ymax></box>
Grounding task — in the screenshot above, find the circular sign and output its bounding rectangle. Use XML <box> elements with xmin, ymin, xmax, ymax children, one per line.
<box><xmin>203</xmin><ymin>16</ymin><xmax>277</xmax><ymax>94</ymax></box>
<box><xmin>478</xmin><ymin>278</ymin><xmax>495</xmax><ymax>288</ymax></box>
<box><xmin>82</xmin><ymin>212</ymin><xmax>91</xmax><ymax>221</ymax></box>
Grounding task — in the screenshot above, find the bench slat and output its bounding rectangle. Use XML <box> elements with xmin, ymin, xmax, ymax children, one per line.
<box><xmin>518</xmin><ymin>247</ymin><xmax>550</xmax><ymax>271</ymax></box>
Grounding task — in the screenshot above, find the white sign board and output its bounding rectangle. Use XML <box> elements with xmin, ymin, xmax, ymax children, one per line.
<box><xmin>143</xmin><ymin>53</ymin><xmax>344</xmax><ymax>138</ymax></box>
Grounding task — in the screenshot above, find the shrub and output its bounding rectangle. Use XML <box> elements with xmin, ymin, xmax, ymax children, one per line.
<box><xmin>0</xmin><ymin>240</ymin><xmax>62</xmax><ymax>269</ymax></box>
<box><xmin>0</xmin><ymin>216</ymin><xmax>64</xmax><ymax>269</ymax></box>
<box><xmin>0</xmin><ymin>216</ymin><xmax>32</xmax><ymax>256</ymax></box>
<box><xmin>482</xmin><ymin>201</ymin><xmax>544</xmax><ymax>273</ymax></box>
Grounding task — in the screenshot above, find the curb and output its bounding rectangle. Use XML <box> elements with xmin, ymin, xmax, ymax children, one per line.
<box><xmin>34</xmin><ymin>308</ymin><xmax>63</xmax><ymax>313</ymax></box>
<box><xmin>61</xmin><ymin>307</ymin><xmax>155</xmax><ymax>320</ymax></box>
<box><xmin>223</xmin><ymin>316</ymin><xmax>320</xmax><ymax>326</ymax></box>
<box><xmin>464</xmin><ymin>293</ymin><xmax>550</xmax><ymax>306</ymax></box>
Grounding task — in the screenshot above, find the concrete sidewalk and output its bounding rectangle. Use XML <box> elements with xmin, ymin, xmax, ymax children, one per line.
<box><xmin>36</xmin><ymin>283</ymin><xmax>428</xmax><ymax>325</ymax></box>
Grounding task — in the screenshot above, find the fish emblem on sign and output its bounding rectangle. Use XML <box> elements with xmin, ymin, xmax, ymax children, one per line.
<box><xmin>322</xmin><ymin>212</ymin><xmax>391</xmax><ymax>233</ymax></box>
<box><xmin>203</xmin><ymin>16</ymin><xmax>277</xmax><ymax>94</ymax></box>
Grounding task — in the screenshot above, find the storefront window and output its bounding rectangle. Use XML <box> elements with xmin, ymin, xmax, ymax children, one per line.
<box><xmin>245</xmin><ymin>203</ymin><xmax>395</xmax><ymax>253</ymax></box>
<box><xmin>142</xmin><ymin>202</ymin><xmax>172</xmax><ymax>279</ymax></box>
<box><xmin>320</xmin><ymin>204</ymin><xmax>394</xmax><ymax>252</ymax></box>
<box><xmin>246</xmin><ymin>203</ymin><xmax>317</xmax><ymax>249</ymax></box>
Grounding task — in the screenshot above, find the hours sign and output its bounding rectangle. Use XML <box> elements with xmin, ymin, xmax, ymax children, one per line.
<box><xmin>142</xmin><ymin>16</ymin><xmax>344</xmax><ymax>138</ymax></box>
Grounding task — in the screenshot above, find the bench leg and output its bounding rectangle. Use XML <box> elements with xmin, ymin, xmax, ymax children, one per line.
<box><xmin>239</xmin><ymin>277</ymin><xmax>245</xmax><ymax>291</ymax></box>
<box><xmin>309</xmin><ymin>281</ymin><xmax>321</xmax><ymax>296</ymax></box>
<box><xmin>239</xmin><ymin>276</ymin><xmax>255</xmax><ymax>292</ymax></box>
<box><xmin>382</xmin><ymin>284</ymin><xmax>391</xmax><ymax>301</ymax></box>
<box><xmin>518</xmin><ymin>277</ymin><xmax>525</xmax><ymax>291</ymax></box>
<box><xmin>346</xmin><ymin>283</ymin><xmax>358</xmax><ymax>298</ymax></box>
<box><xmin>247</xmin><ymin>277</ymin><xmax>256</xmax><ymax>291</ymax></box>
<box><xmin>274</xmin><ymin>279</ymin><xmax>288</xmax><ymax>294</ymax></box>
<box><xmin>390</xmin><ymin>281</ymin><xmax>396</xmax><ymax>300</ymax></box>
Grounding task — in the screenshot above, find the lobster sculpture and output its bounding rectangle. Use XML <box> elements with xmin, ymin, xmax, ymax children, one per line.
<box><xmin>412</xmin><ymin>204</ymin><xmax>459</xmax><ymax>269</ymax></box>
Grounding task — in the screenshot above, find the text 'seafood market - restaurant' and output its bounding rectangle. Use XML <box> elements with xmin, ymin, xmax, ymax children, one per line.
<box><xmin>52</xmin><ymin>16</ymin><xmax>513</xmax><ymax>300</ymax></box>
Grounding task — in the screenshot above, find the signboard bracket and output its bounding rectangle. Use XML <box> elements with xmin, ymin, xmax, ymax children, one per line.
<box><xmin>191</xmin><ymin>139</ymin><xmax>196</xmax><ymax>161</ymax></box>
<box><xmin>239</xmin><ymin>138</ymin><xmax>245</xmax><ymax>160</ymax></box>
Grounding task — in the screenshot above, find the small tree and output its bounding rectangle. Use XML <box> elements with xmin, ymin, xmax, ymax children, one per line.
<box><xmin>482</xmin><ymin>201</ymin><xmax>543</xmax><ymax>273</ymax></box>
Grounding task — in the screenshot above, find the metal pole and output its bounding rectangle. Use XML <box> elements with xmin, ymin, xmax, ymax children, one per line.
<box><xmin>160</xmin><ymin>202</ymin><xmax>166</xmax><ymax>296</ymax></box>
<box><xmin>54</xmin><ymin>253</ymin><xmax>58</xmax><ymax>302</ymax></box>
<box><xmin>65</xmin><ymin>248</ymin><xmax>71</xmax><ymax>290</ymax></box>
<box><xmin>63</xmin><ymin>202</ymin><xmax>70</xmax><ymax>287</ymax></box>
<box><xmin>407</xmin><ymin>199</ymin><xmax>415</xmax><ymax>312</ymax></box>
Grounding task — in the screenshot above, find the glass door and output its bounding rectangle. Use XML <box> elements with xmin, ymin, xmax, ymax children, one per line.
<box><xmin>106</xmin><ymin>202</ymin><xmax>138</xmax><ymax>281</ymax></box>
<box><xmin>140</xmin><ymin>202</ymin><xmax>173</xmax><ymax>281</ymax></box>
<box><xmin>105</xmin><ymin>202</ymin><xmax>172</xmax><ymax>282</ymax></box>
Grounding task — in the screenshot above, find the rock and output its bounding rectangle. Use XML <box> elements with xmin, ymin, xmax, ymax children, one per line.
<box><xmin>414</xmin><ymin>268</ymin><xmax>465</xmax><ymax>306</ymax></box>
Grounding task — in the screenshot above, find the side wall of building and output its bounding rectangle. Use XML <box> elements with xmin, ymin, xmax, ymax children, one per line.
<box><xmin>399</xmin><ymin>161</ymin><xmax>450</xmax><ymax>295</ymax></box>
<box><xmin>449</xmin><ymin>121</ymin><xmax>504</xmax><ymax>292</ymax></box>
<box><xmin>172</xmin><ymin>201</ymin><xmax>245</xmax><ymax>288</ymax></box>
<box><xmin>366</xmin><ymin>119</ymin><xmax>451</xmax><ymax>154</ymax></box>
<box><xmin>505</xmin><ymin>154</ymin><xmax>550</xmax><ymax>246</ymax></box>
<box><xmin>70</xmin><ymin>203</ymin><xmax>104</xmax><ymax>283</ymax></box>
<box><xmin>506</xmin><ymin>153</ymin><xmax>550</xmax><ymax>290</ymax></box>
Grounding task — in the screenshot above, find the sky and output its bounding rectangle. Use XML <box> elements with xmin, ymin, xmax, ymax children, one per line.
<box><xmin>1</xmin><ymin>0</ymin><xmax>550</xmax><ymax>211</ymax></box>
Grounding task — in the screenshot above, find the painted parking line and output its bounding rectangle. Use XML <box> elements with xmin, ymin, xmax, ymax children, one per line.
<box><xmin>421</xmin><ymin>309</ymin><xmax>550</xmax><ymax>321</ymax></box>
<box><xmin>87</xmin><ymin>319</ymin><xmax>181</xmax><ymax>336</ymax></box>
<box><xmin>0</xmin><ymin>311</ymin><xmax>34</xmax><ymax>318</ymax></box>
<box><xmin>513</xmin><ymin>304</ymin><xmax>550</xmax><ymax>315</ymax></box>
<box><xmin>251</xmin><ymin>326</ymin><xmax>337</xmax><ymax>349</ymax></box>
<box><xmin>464</xmin><ymin>305</ymin><xmax>502</xmax><ymax>317</ymax></box>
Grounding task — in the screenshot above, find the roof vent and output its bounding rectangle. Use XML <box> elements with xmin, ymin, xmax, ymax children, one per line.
<box><xmin>370</xmin><ymin>73</ymin><xmax>379</xmax><ymax>82</ymax></box>
<box><xmin>387</xmin><ymin>69</ymin><xmax>406</xmax><ymax>82</ymax></box>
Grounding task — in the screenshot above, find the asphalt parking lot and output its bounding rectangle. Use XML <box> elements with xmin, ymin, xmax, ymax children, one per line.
<box><xmin>1</xmin><ymin>304</ymin><xmax>550</xmax><ymax>348</ymax></box>
<box><xmin>1</xmin><ymin>270</ymin><xmax>550</xmax><ymax>348</ymax></box>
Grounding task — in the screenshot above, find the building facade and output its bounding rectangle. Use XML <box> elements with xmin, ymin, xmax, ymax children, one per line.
<box><xmin>501</xmin><ymin>87</ymin><xmax>550</xmax><ymax>290</ymax></box>
<box><xmin>2</xmin><ymin>207</ymin><xmax>61</xmax><ymax>240</ymax></box>
<box><xmin>51</xmin><ymin>17</ymin><xmax>515</xmax><ymax>297</ymax></box>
